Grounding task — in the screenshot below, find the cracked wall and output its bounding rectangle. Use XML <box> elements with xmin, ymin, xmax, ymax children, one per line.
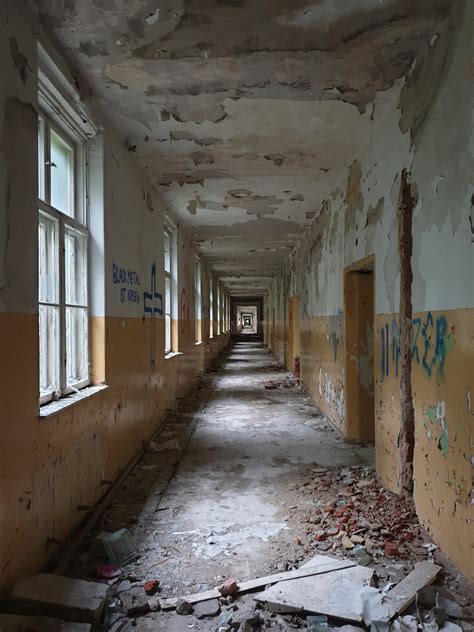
<box><xmin>32</xmin><ymin>0</ymin><xmax>452</xmax><ymax>293</ymax></box>
<box><xmin>273</xmin><ymin>0</ymin><xmax>473</xmax><ymax>581</ymax></box>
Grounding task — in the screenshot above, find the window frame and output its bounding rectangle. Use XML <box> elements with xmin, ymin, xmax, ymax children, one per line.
<box><xmin>194</xmin><ymin>256</ymin><xmax>202</xmax><ymax>343</ymax></box>
<box><xmin>209</xmin><ymin>274</ymin><xmax>214</xmax><ymax>339</ymax></box>
<box><xmin>38</xmin><ymin>107</ymin><xmax>90</xmax><ymax>406</ymax></box>
<box><xmin>164</xmin><ymin>227</ymin><xmax>172</xmax><ymax>355</ymax></box>
<box><xmin>217</xmin><ymin>282</ymin><xmax>221</xmax><ymax>335</ymax></box>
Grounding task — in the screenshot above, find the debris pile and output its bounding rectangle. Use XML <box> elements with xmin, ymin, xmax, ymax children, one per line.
<box><xmin>264</xmin><ymin>377</ymin><xmax>298</xmax><ymax>389</ymax></box>
<box><xmin>4</xmin><ymin>554</ymin><xmax>472</xmax><ymax>632</ymax></box>
<box><xmin>291</xmin><ymin>465</ymin><xmax>432</xmax><ymax>569</ymax></box>
<box><xmin>255</xmin><ymin>363</ymin><xmax>285</xmax><ymax>372</ymax></box>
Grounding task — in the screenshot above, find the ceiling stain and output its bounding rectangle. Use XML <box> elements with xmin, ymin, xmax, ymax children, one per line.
<box><xmin>34</xmin><ymin>0</ymin><xmax>452</xmax><ymax>292</ymax></box>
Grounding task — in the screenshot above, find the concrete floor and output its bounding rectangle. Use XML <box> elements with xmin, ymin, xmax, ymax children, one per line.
<box><xmin>91</xmin><ymin>341</ymin><xmax>375</xmax><ymax>629</ymax></box>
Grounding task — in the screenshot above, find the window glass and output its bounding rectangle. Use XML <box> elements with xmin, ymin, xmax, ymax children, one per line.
<box><xmin>38</xmin><ymin>117</ymin><xmax>46</xmax><ymax>202</ymax></box>
<box><xmin>50</xmin><ymin>128</ymin><xmax>74</xmax><ymax>216</ymax></box>
<box><xmin>209</xmin><ymin>276</ymin><xmax>213</xmax><ymax>337</ymax></box>
<box><xmin>66</xmin><ymin>305</ymin><xmax>88</xmax><ymax>386</ymax></box>
<box><xmin>65</xmin><ymin>227</ymin><xmax>87</xmax><ymax>307</ymax></box>
<box><xmin>39</xmin><ymin>212</ymin><xmax>59</xmax><ymax>304</ymax></box>
<box><xmin>38</xmin><ymin>110</ymin><xmax>90</xmax><ymax>404</ymax></box>
<box><xmin>165</xmin><ymin>276</ymin><xmax>171</xmax><ymax>352</ymax></box>
<box><xmin>39</xmin><ymin>304</ymin><xmax>60</xmax><ymax>397</ymax></box>
<box><xmin>164</xmin><ymin>230</ymin><xmax>171</xmax><ymax>274</ymax></box>
<box><xmin>195</xmin><ymin>259</ymin><xmax>201</xmax><ymax>342</ymax></box>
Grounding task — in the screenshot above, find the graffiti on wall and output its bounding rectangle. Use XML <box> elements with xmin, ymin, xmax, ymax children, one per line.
<box><xmin>112</xmin><ymin>262</ymin><xmax>141</xmax><ymax>304</ymax></box>
<box><xmin>318</xmin><ymin>368</ymin><xmax>345</xmax><ymax>421</ymax></box>
<box><xmin>424</xmin><ymin>400</ymin><xmax>449</xmax><ymax>457</ymax></box>
<box><xmin>143</xmin><ymin>262</ymin><xmax>163</xmax><ymax>367</ymax></box>
<box><xmin>380</xmin><ymin>312</ymin><xmax>454</xmax><ymax>381</ymax></box>
<box><xmin>329</xmin><ymin>309</ymin><xmax>343</xmax><ymax>361</ymax></box>
<box><xmin>180</xmin><ymin>288</ymin><xmax>190</xmax><ymax>335</ymax></box>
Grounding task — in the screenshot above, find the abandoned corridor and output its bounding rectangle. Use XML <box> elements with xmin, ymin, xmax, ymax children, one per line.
<box><xmin>1</xmin><ymin>0</ymin><xmax>472</xmax><ymax>619</ymax></box>
<box><xmin>94</xmin><ymin>342</ymin><xmax>374</xmax><ymax>593</ymax></box>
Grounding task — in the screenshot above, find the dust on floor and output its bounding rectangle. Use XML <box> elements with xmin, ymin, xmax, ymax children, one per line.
<box><xmin>62</xmin><ymin>342</ymin><xmax>472</xmax><ymax>631</ymax></box>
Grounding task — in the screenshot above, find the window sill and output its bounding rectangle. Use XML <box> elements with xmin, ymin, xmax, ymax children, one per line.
<box><xmin>165</xmin><ymin>351</ymin><xmax>183</xmax><ymax>360</ymax></box>
<box><xmin>39</xmin><ymin>384</ymin><xmax>109</xmax><ymax>418</ymax></box>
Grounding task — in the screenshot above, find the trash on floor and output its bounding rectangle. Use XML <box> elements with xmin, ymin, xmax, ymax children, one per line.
<box><xmin>264</xmin><ymin>377</ymin><xmax>297</xmax><ymax>389</ymax></box>
<box><xmin>95</xmin><ymin>529</ymin><xmax>137</xmax><ymax>566</ymax></box>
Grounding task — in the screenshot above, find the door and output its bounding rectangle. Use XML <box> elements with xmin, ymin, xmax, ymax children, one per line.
<box><xmin>344</xmin><ymin>258</ymin><xmax>375</xmax><ymax>441</ymax></box>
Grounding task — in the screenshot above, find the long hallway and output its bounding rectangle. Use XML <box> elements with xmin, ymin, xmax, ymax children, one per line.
<box><xmin>2</xmin><ymin>2</ymin><xmax>473</xmax><ymax>628</ymax></box>
<box><xmin>68</xmin><ymin>342</ymin><xmax>440</xmax><ymax>630</ymax></box>
<box><xmin>100</xmin><ymin>342</ymin><xmax>373</xmax><ymax>584</ymax></box>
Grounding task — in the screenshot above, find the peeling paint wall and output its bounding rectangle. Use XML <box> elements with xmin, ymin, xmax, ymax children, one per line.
<box><xmin>32</xmin><ymin>0</ymin><xmax>452</xmax><ymax>296</ymax></box>
<box><xmin>279</xmin><ymin>0</ymin><xmax>473</xmax><ymax>580</ymax></box>
<box><xmin>0</xmin><ymin>2</ymin><xmax>229</xmax><ymax>594</ymax></box>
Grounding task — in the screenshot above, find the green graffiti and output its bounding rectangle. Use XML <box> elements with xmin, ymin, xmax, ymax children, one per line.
<box><xmin>438</xmin><ymin>432</ymin><xmax>449</xmax><ymax>457</ymax></box>
<box><xmin>442</xmin><ymin>331</ymin><xmax>455</xmax><ymax>355</ymax></box>
<box><xmin>424</xmin><ymin>402</ymin><xmax>449</xmax><ymax>457</ymax></box>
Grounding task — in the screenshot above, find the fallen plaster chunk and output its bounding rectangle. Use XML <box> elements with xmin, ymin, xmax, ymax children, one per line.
<box><xmin>0</xmin><ymin>614</ymin><xmax>91</xmax><ymax>631</ymax></box>
<box><xmin>360</xmin><ymin>561</ymin><xmax>441</xmax><ymax>625</ymax></box>
<box><xmin>255</xmin><ymin>564</ymin><xmax>374</xmax><ymax>622</ymax></box>
<box><xmin>9</xmin><ymin>574</ymin><xmax>107</xmax><ymax>624</ymax></box>
<box><xmin>194</xmin><ymin>598</ymin><xmax>221</xmax><ymax>618</ymax></box>
<box><xmin>160</xmin><ymin>557</ymin><xmax>355</xmax><ymax>610</ymax></box>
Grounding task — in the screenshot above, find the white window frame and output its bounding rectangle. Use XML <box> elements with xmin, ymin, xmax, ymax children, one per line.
<box><xmin>194</xmin><ymin>256</ymin><xmax>202</xmax><ymax>343</ymax></box>
<box><xmin>224</xmin><ymin>293</ymin><xmax>229</xmax><ymax>332</ymax></box>
<box><xmin>217</xmin><ymin>282</ymin><xmax>221</xmax><ymax>335</ymax></box>
<box><xmin>164</xmin><ymin>218</ymin><xmax>178</xmax><ymax>355</ymax></box>
<box><xmin>38</xmin><ymin>103</ymin><xmax>90</xmax><ymax>406</ymax></box>
<box><xmin>209</xmin><ymin>274</ymin><xmax>214</xmax><ymax>338</ymax></box>
<box><xmin>164</xmin><ymin>227</ymin><xmax>172</xmax><ymax>354</ymax></box>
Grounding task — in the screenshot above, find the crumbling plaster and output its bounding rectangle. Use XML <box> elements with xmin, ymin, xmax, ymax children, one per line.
<box><xmin>34</xmin><ymin>0</ymin><xmax>451</xmax><ymax>294</ymax></box>
<box><xmin>0</xmin><ymin>0</ymin><xmax>231</xmax><ymax>595</ymax></box>
<box><xmin>271</xmin><ymin>0</ymin><xmax>473</xmax><ymax>581</ymax></box>
<box><xmin>0</xmin><ymin>2</ymin><xmax>38</xmax><ymax>313</ymax></box>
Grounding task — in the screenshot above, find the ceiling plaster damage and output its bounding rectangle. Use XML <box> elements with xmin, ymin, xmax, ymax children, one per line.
<box><xmin>35</xmin><ymin>0</ymin><xmax>451</xmax><ymax>294</ymax></box>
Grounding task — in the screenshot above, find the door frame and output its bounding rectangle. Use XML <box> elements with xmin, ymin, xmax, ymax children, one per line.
<box><xmin>343</xmin><ymin>254</ymin><xmax>375</xmax><ymax>441</ymax></box>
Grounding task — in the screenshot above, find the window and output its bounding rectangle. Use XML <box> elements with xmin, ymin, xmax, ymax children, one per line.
<box><xmin>164</xmin><ymin>221</ymin><xmax>178</xmax><ymax>354</ymax></box>
<box><xmin>209</xmin><ymin>275</ymin><xmax>213</xmax><ymax>338</ymax></box>
<box><xmin>195</xmin><ymin>257</ymin><xmax>202</xmax><ymax>343</ymax></box>
<box><xmin>217</xmin><ymin>282</ymin><xmax>221</xmax><ymax>335</ymax></box>
<box><xmin>38</xmin><ymin>111</ymin><xmax>89</xmax><ymax>405</ymax></box>
<box><xmin>164</xmin><ymin>228</ymin><xmax>172</xmax><ymax>354</ymax></box>
<box><xmin>224</xmin><ymin>293</ymin><xmax>229</xmax><ymax>332</ymax></box>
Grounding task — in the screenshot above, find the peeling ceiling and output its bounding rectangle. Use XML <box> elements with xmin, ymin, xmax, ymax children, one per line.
<box><xmin>34</xmin><ymin>0</ymin><xmax>451</xmax><ymax>294</ymax></box>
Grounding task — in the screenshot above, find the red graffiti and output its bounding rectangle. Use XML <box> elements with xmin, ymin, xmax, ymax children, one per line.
<box><xmin>180</xmin><ymin>288</ymin><xmax>190</xmax><ymax>334</ymax></box>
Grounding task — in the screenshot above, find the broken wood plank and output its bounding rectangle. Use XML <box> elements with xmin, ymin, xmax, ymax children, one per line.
<box><xmin>380</xmin><ymin>561</ymin><xmax>441</xmax><ymax>622</ymax></box>
<box><xmin>160</xmin><ymin>559</ymin><xmax>356</xmax><ymax>610</ymax></box>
